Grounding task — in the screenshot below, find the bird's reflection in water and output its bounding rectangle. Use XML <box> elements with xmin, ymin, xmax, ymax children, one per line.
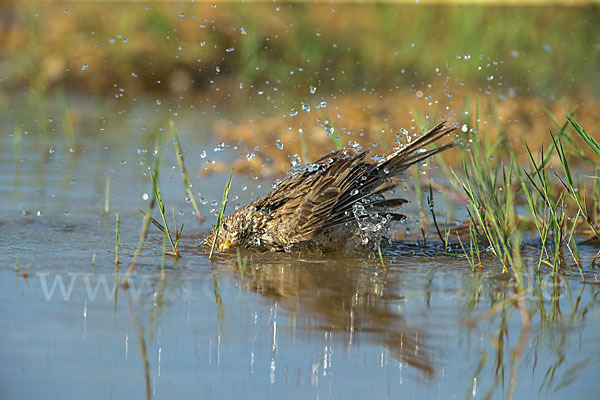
<box><xmin>222</xmin><ymin>252</ymin><xmax>435</xmax><ymax>377</ymax></box>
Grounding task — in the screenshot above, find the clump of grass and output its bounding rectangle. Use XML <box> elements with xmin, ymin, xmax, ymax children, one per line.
<box><xmin>151</xmin><ymin>173</ymin><xmax>183</xmax><ymax>257</ymax></box>
<box><xmin>170</xmin><ymin>119</ymin><xmax>203</xmax><ymax>223</ymax></box>
<box><xmin>456</xmin><ymin>224</ymin><xmax>482</xmax><ymax>271</ymax></box>
<box><xmin>452</xmin><ymin>158</ymin><xmax>523</xmax><ymax>285</ymax></box>
<box><xmin>209</xmin><ymin>171</ymin><xmax>234</xmax><ymax>260</ymax></box>
<box><xmin>563</xmin><ymin>115</ymin><xmax>600</xmax><ymax>241</ymax></box>
<box><xmin>520</xmin><ymin>140</ymin><xmax>570</xmax><ymax>274</ymax></box>
<box><xmin>450</xmin><ymin>108</ymin><xmax>525</xmax><ymax>282</ymax></box>
<box><xmin>451</xmin><ymin>111</ymin><xmax>599</xmax><ymax>283</ymax></box>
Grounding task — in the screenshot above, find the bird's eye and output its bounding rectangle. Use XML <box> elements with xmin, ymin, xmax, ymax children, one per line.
<box><xmin>223</xmin><ymin>224</ymin><xmax>228</xmax><ymax>230</ymax></box>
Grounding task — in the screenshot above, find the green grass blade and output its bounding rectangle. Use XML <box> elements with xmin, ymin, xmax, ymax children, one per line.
<box><xmin>566</xmin><ymin>114</ymin><xmax>600</xmax><ymax>158</ymax></box>
<box><xmin>209</xmin><ymin>171</ymin><xmax>234</xmax><ymax>260</ymax></box>
<box><xmin>170</xmin><ymin>120</ymin><xmax>204</xmax><ymax>223</ymax></box>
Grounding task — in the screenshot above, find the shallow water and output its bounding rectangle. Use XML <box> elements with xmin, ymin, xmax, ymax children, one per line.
<box><xmin>2</xmin><ymin>99</ymin><xmax>600</xmax><ymax>399</ymax></box>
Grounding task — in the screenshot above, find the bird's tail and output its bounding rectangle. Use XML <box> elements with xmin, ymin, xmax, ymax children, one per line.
<box><xmin>379</xmin><ymin>121</ymin><xmax>456</xmax><ymax>175</ymax></box>
<box><xmin>324</xmin><ymin>121</ymin><xmax>456</xmax><ymax>230</ymax></box>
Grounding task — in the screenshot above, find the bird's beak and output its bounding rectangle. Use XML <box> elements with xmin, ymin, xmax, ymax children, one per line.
<box><xmin>219</xmin><ymin>239</ymin><xmax>231</xmax><ymax>252</ymax></box>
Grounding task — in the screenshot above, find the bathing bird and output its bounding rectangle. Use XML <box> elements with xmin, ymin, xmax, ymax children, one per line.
<box><xmin>205</xmin><ymin>121</ymin><xmax>456</xmax><ymax>252</ymax></box>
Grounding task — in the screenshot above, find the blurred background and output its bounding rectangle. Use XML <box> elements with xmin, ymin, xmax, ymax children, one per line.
<box><xmin>1</xmin><ymin>1</ymin><xmax>598</xmax><ymax>176</ymax></box>
<box><xmin>2</xmin><ymin>2</ymin><xmax>598</xmax><ymax>97</ymax></box>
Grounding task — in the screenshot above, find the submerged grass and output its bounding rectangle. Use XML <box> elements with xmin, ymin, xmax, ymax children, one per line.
<box><xmin>236</xmin><ymin>248</ymin><xmax>248</xmax><ymax>281</ymax></box>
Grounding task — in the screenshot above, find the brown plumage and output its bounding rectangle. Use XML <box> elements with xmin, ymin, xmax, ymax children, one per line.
<box><xmin>205</xmin><ymin>121</ymin><xmax>456</xmax><ymax>252</ymax></box>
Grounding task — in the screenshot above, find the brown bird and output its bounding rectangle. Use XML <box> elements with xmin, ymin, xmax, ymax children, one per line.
<box><xmin>205</xmin><ymin>122</ymin><xmax>456</xmax><ymax>252</ymax></box>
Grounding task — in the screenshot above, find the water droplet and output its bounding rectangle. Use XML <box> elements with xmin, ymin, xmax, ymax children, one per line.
<box><xmin>289</xmin><ymin>108</ymin><xmax>298</xmax><ymax>117</ymax></box>
<box><xmin>179</xmin><ymin>13</ymin><xmax>185</xmax><ymax>18</ymax></box>
<box><xmin>301</xmin><ymin>103</ymin><xmax>310</xmax><ymax>113</ymax></box>
<box><xmin>348</xmin><ymin>140</ymin><xmax>361</xmax><ymax>149</ymax></box>
<box><xmin>290</xmin><ymin>154</ymin><xmax>301</xmax><ymax>168</ymax></box>
<box><xmin>242</xmin><ymin>185</ymin><xmax>248</xmax><ymax>192</ymax></box>
<box><xmin>142</xmin><ymin>193</ymin><xmax>149</xmax><ymax>200</ymax></box>
<box><xmin>156</xmin><ymin>99</ymin><xmax>162</xmax><ymax>106</ymax></box>
<box><xmin>81</xmin><ymin>64</ymin><xmax>88</xmax><ymax>71</ymax></box>
<box><xmin>246</xmin><ymin>152</ymin><xmax>255</xmax><ymax>161</ymax></box>
<box><xmin>350</xmin><ymin>189</ymin><xmax>359</xmax><ymax>196</ymax></box>
<box><xmin>461</xmin><ymin>124</ymin><xmax>468</xmax><ymax>133</ymax></box>
<box><xmin>487</xmin><ymin>75</ymin><xmax>494</xmax><ymax>81</ymax></box>
<box><xmin>309</xmin><ymin>85</ymin><xmax>317</xmax><ymax>94</ymax></box>
<box><xmin>275</xmin><ymin>139</ymin><xmax>283</xmax><ymax>150</ymax></box>
<box><xmin>200</xmin><ymin>150</ymin><xmax>207</xmax><ymax>158</ymax></box>
<box><xmin>226</xmin><ymin>47</ymin><xmax>235</xmax><ymax>53</ymax></box>
<box><xmin>216</xmin><ymin>66</ymin><xmax>221</xmax><ymax>74</ymax></box>
<box><xmin>543</xmin><ymin>44</ymin><xmax>551</xmax><ymax>53</ymax></box>
<box><xmin>48</xmin><ymin>146</ymin><xmax>55</xmax><ymax>154</ymax></box>
<box><xmin>240</xmin><ymin>26</ymin><xmax>247</xmax><ymax>35</ymax></box>
<box><xmin>214</xmin><ymin>143</ymin><xmax>225</xmax><ymax>152</ymax></box>
<box><xmin>37</xmin><ymin>210</ymin><xmax>43</xmax><ymax>216</ymax></box>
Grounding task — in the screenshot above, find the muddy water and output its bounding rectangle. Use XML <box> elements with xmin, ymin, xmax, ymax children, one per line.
<box><xmin>1</xmin><ymin>99</ymin><xmax>599</xmax><ymax>399</ymax></box>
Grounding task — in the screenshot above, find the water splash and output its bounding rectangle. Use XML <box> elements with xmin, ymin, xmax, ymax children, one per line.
<box><xmin>352</xmin><ymin>203</ymin><xmax>391</xmax><ymax>249</ymax></box>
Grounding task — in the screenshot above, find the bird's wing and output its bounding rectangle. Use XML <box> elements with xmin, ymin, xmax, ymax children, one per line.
<box><xmin>278</xmin><ymin>151</ymin><xmax>368</xmax><ymax>242</ymax></box>
<box><xmin>325</xmin><ymin>122</ymin><xmax>456</xmax><ymax>228</ymax></box>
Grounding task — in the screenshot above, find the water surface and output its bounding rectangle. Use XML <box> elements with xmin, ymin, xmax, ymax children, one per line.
<box><xmin>1</xmin><ymin>99</ymin><xmax>599</xmax><ymax>400</ymax></box>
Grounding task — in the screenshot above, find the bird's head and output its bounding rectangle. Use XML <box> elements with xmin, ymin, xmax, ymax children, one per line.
<box><xmin>205</xmin><ymin>213</ymin><xmax>243</xmax><ymax>252</ymax></box>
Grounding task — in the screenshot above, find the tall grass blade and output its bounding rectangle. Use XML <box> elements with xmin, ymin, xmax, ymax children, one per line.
<box><xmin>114</xmin><ymin>212</ymin><xmax>120</xmax><ymax>267</ymax></box>
<box><xmin>566</xmin><ymin>114</ymin><xmax>600</xmax><ymax>158</ymax></box>
<box><xmin>209</xmin><ymin>171</ymin><xmax>234</xmax><ymax>260</ymax></box>
<box><xmin>170</xmin><ymin>119</ymin><xmax>203</xmax><ymax>223</ymax></box>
